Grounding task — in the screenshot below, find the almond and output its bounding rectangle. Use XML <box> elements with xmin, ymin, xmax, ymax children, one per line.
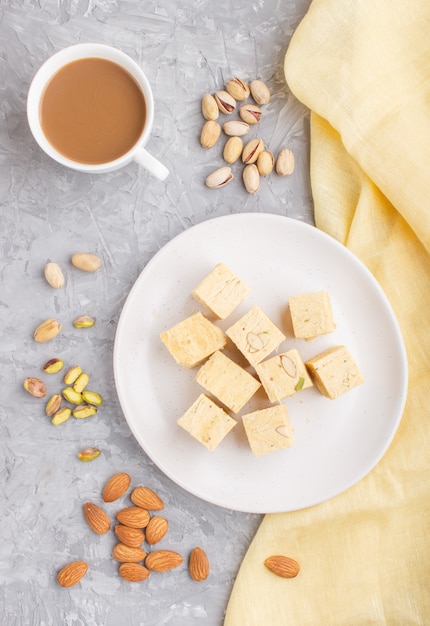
<box><xmin>57</xmin><ymin>560</ymin><xmax>88</xmax><ymax>587</ymax></box>
<box><xmin>112</xmin><ymin>543</ymin><xmax>147</xmax><ymax>563</ymax></box>
<box><xmin>83</xmin><ymin>502</ymin><xmax>110</xmax><ymax>535</ymax></box>
<box><xmin>145</xmin><ymin>550</ymin><xmax>183</xmax><ymax>572</ymax></box>
<box><xmin>131</xmin><ymin>486</ymin><xmax>164</xmax><ymax>510</ymax></box>
<box><xmin>145</xmin><ymin>516</ymin><xmax>169</xmax><ymax>545</ymax></box>
<box><xmin>116</xmin><ymin>506</ymin><xmax>150</xmax><ymax>529</ymax></box>
<box><xmin>102</xmin><ymin>472</ymin><xmax>131</xmax><ymax>502</ymax></box>
<box><xmin>119</xmin><ymin>563</ymin><xmax>150</xmax><ymax>582</ymax></box>
<box><xmin>114</xmin><ymin>524</ymin><xmax>145</xmax><ymax>548</ymax></box>
<box><xmin>189</xmin><ymin>547</ymin><xmax>210</xmax><ymax>582</ymax></box>
<box><xmin>264</xmin><ymin>555</ymin><xmax>300</xmax><ymax>578</ymax></box>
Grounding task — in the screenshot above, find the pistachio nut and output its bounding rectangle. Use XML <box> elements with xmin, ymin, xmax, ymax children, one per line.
<box><xmin>43</xmin><ymin>358</ymin><xmax>64</xmax><ymax>374</ymax></box>
<box><xmin>222</xmin><ymin>120</ymin><xmax>249</xmax><ymax>137</ymax></box>
<box><xmin>23</xmin><ymin>377</ymin><xmax>47</xmax><ymax>398</ymax></box>
<box><xmin>73</xmin><ymin>315</ymin><xmax>95</xmax><ymax>329</ymax></box>
<box><xmin>242</xmin><ymin>138</ymin><xmax>264</xmax><ymax>164</ymax></box>
<box><xmin>257</xmin><ymin>150</ymin><xmax>274</xmax><ymax>176</ymax></box>
<box><xmin>78</xmin><ymin>446</ymin><xmax>101</xmax><ymax>461</ymax></box>
<box><xmin>239</xmin><ymin>104</ymin><xmax>262</xmax><ymax>125</ymax></box>
<box><xmin>44</xmin><ymin>262</ymin><xmax>65</xmax><ymax>289</ymax></box>
<box><xmin>201</xmin><ymin>93</ymin><xmax>219</xmax><ymax>121</ymax></box>
<box><xmin>225</xmin><ymin>77</ymin><xmax>250</xmax><ymax>102</ymax></box>
<box><xmin>223</xmin><ymin>136</ymin><xmax>243</xmax><ymax>164</ymax></box>
<box><xmin>81</xmin><ymin>390</ymin><xmax>103</xmax><ymax>406</ymax></box>
<box><xmin>200</xmin><ymin>120</ymin><xmax>221</xmax><ymax>149</ymax></box>
<box><xmin>64</xmin><ymin>366</ymin><xmax>82</xmax><ymax>385</ymax></box>
<box><xmin>51</xmin><ymin>406</ymin><xmax>72</xmax><ymax>426</ymax></box>
<box><xmin>214</xmin><ymin>90</ymin><xmax>236</xmax><ymax>114</ymax></box>
<box><xmin>71</xmin><ymin>253</ymin><xmax>101</xmax><ymax>272</ymax></box>
<box><xmin>45</xmin><ymin>393</ymin><xmax>62</xmax><ymax>417</ymax></box>
<box><xmin>250</xmin><ymin>79</ymin><xmax>271</xmax><ymax>105</ymax></box>
<box><xmin>205</xmin><ymin>166</ymin><xmax>234</xmax><ymax>189</ymax></box>
<box><xmin>73</xmin><ymin>404</ymin><xmax>98</xmax><ymax>419</ymax></box>
<box><xmin>243</xmin><ymin>164</ymin><xmax>260</xmax><ymax>194</ymax></box>
<box><xmin>63</xmin><ymin>387</ymin><xmax>83</xmax><ymax>405</ymax></box>
<box><xmin>73</xmin><ymin>373</ymin><xmax>89</xmax><ymax>394</ymax></box>
<box><xmin>34</xmin><ymin>318</ymin><xmax>61</xmax><ymax>343</ymax></box>
<box><xmin>276</xmin><ymin>148</ymin><xmax>295</xmax><ymax>176</ymax></box>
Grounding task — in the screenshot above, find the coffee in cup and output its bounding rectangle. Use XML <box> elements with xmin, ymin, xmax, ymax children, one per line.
<box><xmin>27</xmin><ymin>44</ymin><xmax>169</xmax><ymax>179</ymax></box>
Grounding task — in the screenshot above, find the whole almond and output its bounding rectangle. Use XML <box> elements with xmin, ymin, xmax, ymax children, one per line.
<box><xmin>276</xmin><ymin>148</ymin><xmax>295</xmax><ymax>176</ymax></box>
<box><xmin>264</xmin><ymin>555</ymin><xmax>300</xmax><ymax>578</ymax></box>
<box><xmin>223</xmin><ymin>136</ymin><xmax>243</xmax><ymax>164</ymax></box>
<box><xmin>119</xmin><ymin>563</ymin><xmax>150</xmax><ymax>582</ymax></box>
<box><xmin>131</xmin><ymin>486</ymin><xmax>164</xmax><ymax>511</ymax></box>
<box><xmin>44</xmin><ymin>262</ymin><xmax>65</xmax><ymax>289</ymax></box>
<box><xmin>23</xmin><ymin>377</ymin><xmax>46</xmax><ymax>398</ymax></box>
<box><xmin>201</xmin><ymin>93</ymin><xmax>219</xmax><ymax>121</ymax></box>
<box><xmin>116</xmin><ymin>506</ymin><xmax>150</xmax><ymax>529</ymax></box>
<box><xmin>200</xmin><ymin>120</ymin><xmax>221</xmax><ymax>149</ymax></box>
<box><xmin>71</xmin><ymin>253</ymin><xmax>101</xmax><ymax>272</ymax></box>
<box><xmin>102</xmin><ymin>472</ymin><xmax>131</xmax><ymax>502</ymax></box>
<box><xmin>145</xmin><ymin>550</ymin><xmax>183</xmax><ymax>572</ymax></box>
<box><xmin>83</xmin><ymin>502</ymin><xmax>110</xmax><ymax>535</ymax></box>
<box><xmin>114</xmin><ymin>524</ymin><xmax>145</xmax><ymax>548</ymax></box>
<box><xmin>34</xmin><ymin>318</ymin><xmax>61</xmax><ymax>343</ymax></box>
<box><xmin>57</xmin><ymin>560</ymin><xmax>88</xmax><ymax>587</ymax></box>
<box><xmin>189</xmin><ymin>547</ymin><xmax>210</xmax><ymax>582</ymax></box>
<box><xmin>112</xmin><ymin>543</ymin><xmax>147</xmax><ymax>563</ymax></box>
<box><xmin>145</xmin><ymin>516</ymin><xmax>169</xmax><ymax>545</ymax></box>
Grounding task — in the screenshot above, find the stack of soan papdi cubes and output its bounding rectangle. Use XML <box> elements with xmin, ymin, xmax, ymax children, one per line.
<box><xmin>160</xmin><ymin>263</ymin><xmax>364</xmax><ymax>457</ymax></box>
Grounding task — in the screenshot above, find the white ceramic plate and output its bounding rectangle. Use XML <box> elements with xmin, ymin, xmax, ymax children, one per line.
<box><xmin>113</xmin><ymin>213</ymin><xmax>408</xmax><ymax>513</ymax></box>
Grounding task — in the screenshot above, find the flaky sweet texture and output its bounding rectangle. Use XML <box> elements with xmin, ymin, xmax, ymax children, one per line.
<box><xmin>225</xmin><ymin>1</ymin><xmax>430</xmax><ymax>624</ymax></box>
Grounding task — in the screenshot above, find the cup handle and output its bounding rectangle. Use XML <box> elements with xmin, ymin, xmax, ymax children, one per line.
<box><xmin>133</xmin><ymin>146</ymin><xmax>169</xmax><ymax>180</ymax></box>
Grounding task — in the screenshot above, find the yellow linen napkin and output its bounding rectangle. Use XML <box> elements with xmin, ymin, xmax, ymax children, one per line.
<box><xmin>224</xmin><ymin>1</ymin><xmax>430</xmax><ymax>624</ymax></box>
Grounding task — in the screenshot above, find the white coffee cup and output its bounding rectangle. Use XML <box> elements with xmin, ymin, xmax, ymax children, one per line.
<box><xmin>27</xmin><ymin>43</ymin><xmax>169</xmax><ymax>180</ymax></box>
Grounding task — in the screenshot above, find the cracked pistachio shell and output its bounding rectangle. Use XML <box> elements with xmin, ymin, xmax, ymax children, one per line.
<box><xmin>243</xmin><ymin>164</ymin><xmax>260</xmax><ymax>194</ymax></box>
<box><xmin>225</xmin><ymin>77</ymin><xmax>250</xmax><ymax>102</ymax></box>
<box><xmin>242</xmin><ymin>138</ymin><xmax>264</xmax><ymax>164</ymax></box>
<box><xmin>205</xmin><ymin>167</ymin><xmax>234</xmax><ymax>189</ymax></box>
<box><xmin>214</xmin><ymin>90</ymin><xmax>236</xmax><ymax>114</ymax></box>
<box><xmin>201</xmin><ymin>93</ymin><xmax>219</xmax><ymax>121</ymax></box>
<box><xmin>239</xmin><ymin>104</ymin><xmax>262</xmax><ymax>125</ymax></box>
<box><xmin>223</xmin><ymin>120</ymin><xmax>249</xmax><ymax>137</ymax></box>
<box><xmin>200</xmin><ymin>120</ymin><xmax>221</xmax><ymax>148</ymax></box>
<box><xmin>250</xmin><ymin>79</ymin><xmax>271</xmax><ymax>105</ymax></box>
<box><xmin>257</xmin><ymin>150</ymin><xmax>274</xmax><ymax>176</ymax></box>
<box><xmin>276</xmin><ymin>148</ymin><xmax>295</xmax><ymax>176</ymax></box>
<box><xmin>223</xmin><ymin>137</ymin><xmax>243</xmax><ymax>164</ymax></box>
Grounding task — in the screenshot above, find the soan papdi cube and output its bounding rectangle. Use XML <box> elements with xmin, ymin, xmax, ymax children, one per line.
<box><xmin>226</xmin><ymin>306</ymin><xmax>286</xmax><ymax>368</ymax></box>
<box><xmin>191</xmin><ymin>263</ymin><xmax>250</xmax><ymax>320</ymax></box>
<box><xmin>196</xmin><ymin>350</ymin><xmax>261</xmax><ymax>413</ymax></box>
<box><xmin>160</xmin><ymin>311</ymin><xmax>226</xmax><ymax>369</ymax></box>
<box><xmin>305</xmin><ymin>345</ymin><xmax>364</xmax><ymax>399</ymax></box>
<box><xmin>177</xmin><ymin>393</ymin><xmax>237</xmax><ymax>451</ymax></box>
<box><xmin>288</xmin><ymin>291</ymin><xmax>336</xmax><ymax>340</ymax></box>
<box><xmin>255</xmin><ymin>349</ymin><xmax>313</xmax><ymax>402</ymax></box>
<box><xmin>242</xmin><ymin>404</ymin><xmax>294</xmax><ymax>457</ymax></box>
